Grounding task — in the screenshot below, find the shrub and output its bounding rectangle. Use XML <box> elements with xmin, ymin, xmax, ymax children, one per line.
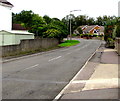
<box><xmin>116</xmin><ymin>24</ymin><xmax>120</xmax><ymax>37</ymax></box>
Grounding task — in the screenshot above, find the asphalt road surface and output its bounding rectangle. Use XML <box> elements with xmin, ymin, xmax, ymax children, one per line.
<box><xmin>2</xmin><ymin>39</ymin><xmax>101</xmax><ymax>100</ymax></box>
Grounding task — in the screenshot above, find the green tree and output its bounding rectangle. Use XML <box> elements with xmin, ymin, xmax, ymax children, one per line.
<box><xmin>13</xmin><ymin>10</ymin><xmax>34</xmax><ymax>28</ymax></box>
<box><xmin>62</xmin><ymin>14</ymin><xmax>76</xmax><ymax>34</ymax></box>
<box><xmin>12</xmin><ymin>10</ymin><xmax>46</xmax><ymax>36</ymax></box>
<box><xmin>76</xmin><ymin>27</ymin><xmax>83</xmax><ymax>34</ymax></box>
<box><xmin>115</xmin><ymin>18</ymin><xmax>120</xmax><ymax>37</ymax></box>
<box><xmin>87</xmin><ymin>17</ymin><xmax>95</xmax><ymax>25</ymax></box>
<box><xmin>104</xmin><ymin>16</ymin><xmax>118</xmax><ymax>41</ymax></box>
<box><xmin>43</xmin><ymin>15</ymin><xmax>52</xmax><ymax>24</ymax></box>
<box><xmin>42</xmin><ymin>19</ymin><xmax>68</xmax><ymax>41</ymax></box>
<box><xmin>75</xmin><ymin>15</ymin><xmax>88</xmax><ymax>26</ymax></box>
<box><xmin>95</xmin><ymin>16</ymin><xmax>103</xmax><ymax>25</ymax></box>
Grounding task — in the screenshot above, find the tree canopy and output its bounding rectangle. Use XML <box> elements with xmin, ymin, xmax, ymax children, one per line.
<box><xmin>12</xmin><ymin>10</ymin><xmax>69</xmax><ymax>41</ymax></box>
<box><xmin>12</xmin><ymin>10</ymin><xmax>119</xmax><ymax>41</ymax></box>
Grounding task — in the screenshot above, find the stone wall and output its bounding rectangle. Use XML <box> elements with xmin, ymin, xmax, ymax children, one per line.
<box><xmin>1</xmin><ymin>38</ymin><xmax>59</xmax><ymax>57</ymax></box>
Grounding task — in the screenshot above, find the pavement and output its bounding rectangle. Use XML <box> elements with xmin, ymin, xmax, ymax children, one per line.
<box><xmin>57</xmin><ymin>44</ymin><xmax>119</xmax><ymax>100</ymax></box>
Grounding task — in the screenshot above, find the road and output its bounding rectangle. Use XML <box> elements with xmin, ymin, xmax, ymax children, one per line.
<box><xmin>2</xmin><ymin>39</ymin><xmax>101</xmax><ymax>100</ymax></box>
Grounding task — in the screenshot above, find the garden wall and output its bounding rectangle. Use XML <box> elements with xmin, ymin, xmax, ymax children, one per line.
<box><xmin>1</xmin><ymin>38</ymin><xmax>59</xmax><ymax>57</ymax></box>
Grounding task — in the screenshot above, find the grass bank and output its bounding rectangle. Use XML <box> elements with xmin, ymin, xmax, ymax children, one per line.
<box><xmin>58</xmin><ymin>40</ymin><xmax>80</xmax><ymax>47</ymax></box>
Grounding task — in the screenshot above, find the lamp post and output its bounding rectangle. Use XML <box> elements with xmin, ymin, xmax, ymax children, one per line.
<box><xmin>69</xmin><ymin>9</ymin><xmax>81</xmax><ymax>40</ymax></box>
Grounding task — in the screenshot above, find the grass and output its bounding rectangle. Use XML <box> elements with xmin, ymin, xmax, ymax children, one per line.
<box><xmin>58</xmin><ymin>40</ymin><xmax>80</xmax><ymax>47</ymax></box>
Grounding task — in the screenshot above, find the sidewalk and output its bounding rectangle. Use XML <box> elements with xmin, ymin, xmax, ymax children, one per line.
<box><xmin>58</xmin><ymin>44</ymin><xmax>119</xmax><ymax>100</ymax></box>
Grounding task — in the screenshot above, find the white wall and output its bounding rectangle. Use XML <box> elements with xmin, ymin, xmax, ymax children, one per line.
<box><xmin>0</xmin><ymin>5</ymin><xmax>12</xmax><ymax>31</ymax></box>
<box><xmin>118</xmin><ymin>1</ymin><xmax>120</xmax><ymax>17</ymax></box>
<box><xmin>0</xmin><ymin>31</ymin><xmax>34</xmax><ymax>46</ymax></box>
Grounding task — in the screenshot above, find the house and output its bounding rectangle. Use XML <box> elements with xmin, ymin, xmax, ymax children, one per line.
<box><xmin>0</xmin><ymin>0</ymin><xmax>34</xmax><ymax>46</ymax></box>
<box><xmin>79</xmin><ymin>25</ymin><xmax>104</xmax><ymax>35</ymax></box>
<box><xmin>0</xmin><ymin>0</ymin><xmax>13</xmax><ymax>31</ymax></box>
<box><xmin>0</xmin><ymin>24</ymin><xmax>34</xmax><ymax>46</ymax></box>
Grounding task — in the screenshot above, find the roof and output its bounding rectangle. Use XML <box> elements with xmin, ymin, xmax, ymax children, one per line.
<box><xmin>12</xmin><ymin>24</ymin><xmax>27</xmax><ymax>31</ymax></box>
<box><xmin>0</xmin><ymin>0</ymin><xmax>13</xmax><ymax>7</ymax></box>
<box><xmin>99</xmin><ymin>26</ymin><xmax>104</xmax><ymax>32</ymax></box>
<box><xmin>83</xmin><ymin>25</ymin><xmax>97</xmax><ymax>32</ymax></box>
<box><xmin>0</xmin><ymin>30</ymin><xmax>34</xmax><ymax>35</ymax></box>
<box><xmin>80</xmin><ymin>25</ymin><xmax>104</xmax><ymax>33</ymax></box>
<box><xmin>79</xmin><ymin>25</ymin><xmax>87</xmax><ymax>30</ymax></box>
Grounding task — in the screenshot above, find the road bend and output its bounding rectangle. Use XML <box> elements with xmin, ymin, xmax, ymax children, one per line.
<box><xmin>2</xmin><ymin>39</ymin><xmax>101</xmax><ymax>99</ymax></box>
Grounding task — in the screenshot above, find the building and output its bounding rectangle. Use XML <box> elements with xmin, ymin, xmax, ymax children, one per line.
<box><xmin>79</xmin><ymin>25</ymin><xmax>104</xmax><ymax>35</ymax></box>
<box><xmin>0</xmin><ymin>0</ymin><xmax>34</xmax><ymax>46</ymax></box>
<box><xmin>0</xmin><ymin>0</ymin><xmax>13</xmax><ymax>31</ymax></box>
<box><xmin>0</xmin><ymin>30</ymin><xmax>34</xmax><ymax>46</ymax></box>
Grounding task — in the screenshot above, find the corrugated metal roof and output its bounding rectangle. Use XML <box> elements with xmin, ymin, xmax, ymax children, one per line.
<box><xmin>0</xmin><ymin>30</ymin><xmax>34</xmax><ymax>35</ymax></box>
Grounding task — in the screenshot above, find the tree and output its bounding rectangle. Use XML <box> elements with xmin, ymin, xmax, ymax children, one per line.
<box><xmin>104</xmin><ymin>16</ymin><xmax>118</xmax><ymax>41</ymax></box>
<box><xmin>42</xmin><ymin>19</ymin><xmax>68</xmax><ymax>41</ymax></box>
<box><xmin>95</xmin><ymin>16</ymin><xmax>103</xmax><ymax>25</ymax></box>
<box><xmin>12</xmin><ymin>10</ymin><xmax>47</xmax><ymax>36</ymax></box>
<box><xmin>62</xmin><ymin>14</ymin><xmax>76</xmax><ymax>34</ymax></box>
<box><xmin>76</xmin><ymin>27</ymin><xmax>83</xmax><ymax>34</ymax></box>
<box><xmin>43</xmin><ymin>15</ymin><xmax>52</xmax><ymax>24</ymax></box>
<box><xmin>87</xmin><ymin>17</ymin><xmax>95</xmax><ymax>25</ymax></box>
<box><xmin>75</xmin><ymin>15</ymin><xmax>88</xmax><ymax>26</ymax></box>
<box><xmin>13</xmin><ymin>10</ymin><xmax>34</xmax><ymax>28</ymax></box>
<box><xmin>115</xmin><ymin>17</ymin><xmax>120</xmax><ymax>37</ymax></box>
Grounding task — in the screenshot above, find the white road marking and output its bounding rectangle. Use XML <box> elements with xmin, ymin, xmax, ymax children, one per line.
<box><xmin>66</xmin><ymin>53</ymin><xmax>71</xmax><ymax>55</ymax></box>
<box><xmin>48</xmin><ymin>56</ymin><xmax>62</xmax><ymax>62</ymax></box>
<box><xmin>22</xmin><ymin>64</ymin><xmax>39</xmax><ymax>71</ymax></box>
<box><xmin>3</xmin><ymin>78</ymin><xmax>68</xmax><ymax>84</ymax></box>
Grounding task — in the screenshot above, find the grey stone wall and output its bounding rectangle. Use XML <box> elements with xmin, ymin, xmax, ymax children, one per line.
<box><xmin>1</xmin><ymin>38</ymin><xmax>59</xmax><ymax>57</ymax></box>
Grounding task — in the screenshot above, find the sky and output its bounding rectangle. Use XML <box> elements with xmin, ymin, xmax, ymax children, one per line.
<box><xmin>9</xmin><ymin>0</ymin><xmax>120</xmax><ymax>19</ymax></box>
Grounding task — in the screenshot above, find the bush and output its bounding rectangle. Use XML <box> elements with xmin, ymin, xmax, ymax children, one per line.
<box><xmin>116</xmin><ymin>24</ymin><xmax>120</xmax><ymax>37</ymax></box>
<box><xmin>106</xmin><ymin>37</ymin><xmax>115</xmax><ymax>48</ymax></box>
<box><xmin>93</xmin><ymin>34</ymin><xmax>97</xmax><ymax>37</ymax></box>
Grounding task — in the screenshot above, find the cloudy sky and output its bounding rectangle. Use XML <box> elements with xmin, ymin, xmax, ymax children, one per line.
<box><xmin>9</xmin><ymin>0</ymin><xmax>119</xmax><ymax>19</ymax></box>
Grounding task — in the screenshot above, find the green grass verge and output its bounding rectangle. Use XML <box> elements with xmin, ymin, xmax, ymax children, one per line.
<box><xmin>58</xmin><ymin>40</ymin><xmax>80</xmax><ymax>47</ymax></box>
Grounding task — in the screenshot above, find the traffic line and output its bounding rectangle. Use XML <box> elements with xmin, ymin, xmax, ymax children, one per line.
<box><xmin>48</xmin><ymin>56</ymin><xmax>62</xmax><ymax>62</ymax></box>
<box><xmin>66</xmin><ymin>53</ymin><xmax>71</xmax><ymax>55</ymax></box>
<box><xmin>22</xmin><ymin>64</ymin><xmax>39</xmax><ymax>71</ymax></box>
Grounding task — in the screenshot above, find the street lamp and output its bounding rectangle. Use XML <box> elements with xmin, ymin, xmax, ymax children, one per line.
<box><xmin>69</xmin><ymin>9</ymin><xmax>81</xmax><ymax>40</ymax></box>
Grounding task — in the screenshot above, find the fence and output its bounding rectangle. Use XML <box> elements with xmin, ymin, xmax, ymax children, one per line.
<box><xmin>1</xmin><ymin>38</ymin><xmax>59</xmax><ymax>57</ymax></box>
<box><xmin>115</xmin><ymin>37</ymin><xmax>120</xmax><ymax>55</ymax></box>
